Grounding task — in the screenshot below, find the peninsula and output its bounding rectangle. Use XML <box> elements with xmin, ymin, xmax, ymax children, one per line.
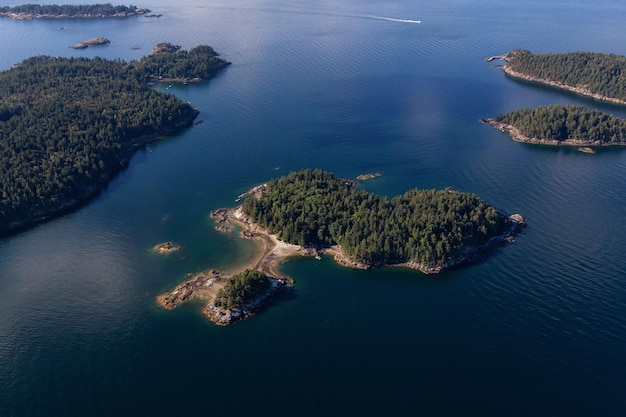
<box><xmin>157</xmin><ymin>169</ymin><xmax>524</xmax><ymax>326</ymax></box>
<box><xmin>481</xmin><ymin>105</ymin><xmax>626</xmax><ymax>147</ymax></box>
<box><xmin>0</xmin><ymin>4</ymin><xmax>150</xmax><ymax>20</ymax></box>
<box><xmin>157</xmin><ymin>206</ymin><xmax>299</xmax><ymax>326</ymax></box>
<box><xmin>0</xmin><ymin>44</ymin><xmax>230</xmax><ymax>235</ymax></box>
<box><xmin>493</xmin><ymin>50</ymin><xmax>626</xmax><ymax>105</ymax></box>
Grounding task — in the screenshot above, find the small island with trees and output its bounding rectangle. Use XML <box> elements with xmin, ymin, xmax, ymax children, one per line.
<box><xmin>0</xmin><ymin>44</ymin><xmax>230</xmax><ymax>234</ymax></box>
<box><xmin>485</xmin><ymin>49</ymin><xmax>626</xmax><ymax>149</ymax></box>
<box><xmin>0</xmin><ymin>4</ymin><xmax>150</xmax><ymax>20</ymax></box>
<box><xmin>481</xmin><ymin>105</ymin><xmax>626</xmax><ymax>148</ymax></box>
<box><xmin>157</xmin><ymin>169</ymin><xmax>525</xmax><ymax>326</ymax></box>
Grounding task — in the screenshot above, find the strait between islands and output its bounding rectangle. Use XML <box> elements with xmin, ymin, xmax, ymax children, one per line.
<box><xmin>157</xmin><ymin>170</ymin><xmax>526</xmax><ymax>326</ymax></box>
<box><xmin>0</xmin><ymin>43</ymin><xmax>230</xmax><ymax>235</ymax></box>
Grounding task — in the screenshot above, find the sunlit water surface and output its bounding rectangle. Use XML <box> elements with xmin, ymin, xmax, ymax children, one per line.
<box><xmin>0</xmin><ymin>0</ymin><xmax>625</xmax><ymax>415</ymax></box>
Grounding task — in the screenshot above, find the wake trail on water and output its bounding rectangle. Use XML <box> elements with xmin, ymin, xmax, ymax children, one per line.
<box><xmin>201</xmin><ymin>5</ymin><xmax>421</xmax><ymax>25</ymax></box>
<box><xmin>361</xmin><ymin>15</ymin><xmax>421</xmax><ymax>24</ymax></box>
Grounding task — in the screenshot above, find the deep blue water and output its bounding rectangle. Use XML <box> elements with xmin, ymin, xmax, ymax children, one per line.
<box><xmin>1</xmin><ymin>1</ymin><xmax>625</xmax><ymax>416</ymax></box>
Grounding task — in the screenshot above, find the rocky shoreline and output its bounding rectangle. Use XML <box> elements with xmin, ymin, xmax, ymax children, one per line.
<box><xmin>356</xmin><ymin>173</ymin><xmax>382</xmax><ymax>180</ymax></box>
<box><xmin>69</xmin><ymin>37</ymin><xmax>110</xmax><ymax>49</ymax></box>
<box><xmin>156</xmin><ymin>268</ymin><xmax>290</xmax><ymax>326</ymax></box>
<box><xmin>480</xmin><ymin>118</ymin><xmax>626</xmax><ymax>147</ymax></box>
<box><xmin>204</xmin><ymin>278</ymin><xmax>287</xmax><ymax>326</ymax></box>
<box><xmin>157</xmin><ymin>190</ymin><xmax>526</xmax><ymax>326</ymax></box>
<box><xmin>491</xmin><ymin>53</ymin><xmax>626</xmax><ymax>106</ymax></box>
<box><xmin>211</xmin><ymin>204</ymin><xmax>526</xmax><ymax>276</ymax></box>
<box><xmin>329</xmin><ymin>214</ymin><xmax>526</xmax><ymax>273</ymax></box>
<box><xmin>0</xmin><ymin>9</ymin><xmax>150</xmax><ymax>20</ymax></box>
<box><xmin>153</xmin><ymin>241</ymin><xmax>182</xmax><ymax>254</ymax></box>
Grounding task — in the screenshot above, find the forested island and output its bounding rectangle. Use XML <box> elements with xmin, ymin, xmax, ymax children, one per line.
<box><xmin>482</xmin><ymin>105</ymin><xmax>626</xmax><ymax>147</ymax></box>
<box><xmin>0</xmin><ymin>45</ymin><xmax>230</xmax><ymax>234</ymax></box>
<box><xmin>497</xmin><ymin>50</ymin><xmax>626</xmax><ymax>105</ymax></box>
<box><xmin>240</xmin><ymin>169</ymin><xmax>525</xmax><ymax>272</ymax></box>
<box><xmin>157</xmin><ymin>169</ymin><xmax>524</xmax><ymax>326</ymax></box>
<box><xmin>0</xmin><ymin>4</ymin><xmax>149</xmax><ymax>19</ymax></box>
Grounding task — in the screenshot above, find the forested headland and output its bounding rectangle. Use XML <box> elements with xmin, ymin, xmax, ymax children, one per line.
<box><xmin>0</xmin><ymin>4</ymin><xmax>149</xmax><ymax>19</ymax></box>
<box><xmin>242</xmin><ymin>169</ymin><xmax>524</xmax><ymax>272</ymax></box>
<box><xmin>501</xmin><ymin>50</ymin><xmax>626</xmax><ymax>105</ymax></box>
<box><xmin>482</xmin><ymin>105</ymin><xmax>626</xmax><ymax>146</ymax></box>
<box><xmin>0</xmin><ymin>45</ymin><xmax>230</xmax><ymax>234</ymax></box>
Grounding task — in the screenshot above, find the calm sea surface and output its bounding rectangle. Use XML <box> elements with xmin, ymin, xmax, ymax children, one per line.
<box><xmin>1</xmin><ymin>0</ymin><xmax>625</xmax><ymax>416</ymax></box>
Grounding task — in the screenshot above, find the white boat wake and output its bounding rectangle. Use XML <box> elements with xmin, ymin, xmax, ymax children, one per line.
<box><xmin>201</xmin><ymin>5</ymin><xmax>421</xmax><ymax>25</ymax></box>
<box><xmin>363</xmin><ymin>15</ymin><xmax>421</xmax><ymax>24</ymax></box>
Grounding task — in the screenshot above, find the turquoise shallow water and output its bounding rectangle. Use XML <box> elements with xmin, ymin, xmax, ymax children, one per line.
<box><xmin>1</xmin><ymin>1</ymin><xmax>625</xmax><ymax>416</ymax></box>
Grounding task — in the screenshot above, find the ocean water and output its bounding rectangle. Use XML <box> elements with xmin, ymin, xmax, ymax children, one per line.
<box><xmin>1</xmin><ymin>0</ymin><xmax>625</xmax><ymax>416</ymax></box>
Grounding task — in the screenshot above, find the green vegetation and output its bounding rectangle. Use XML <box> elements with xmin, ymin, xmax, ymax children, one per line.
<box><xmin>0</xmin><ymin>4</ymin><xmax>148</xmax><ymax>17</ymax></box>
<box><xmin>243</xmin><ymin>169</ymin><xmax>511</xmax><ymax>267</ymax></box>
<box><xmin>495</xmin><ymin>105</ymin><xmax>626</xmax><ymax>144</ymax></box>
<box><xmin>214</xmin><ymin>270</ymin><xmax>271</xmax><ymax>309</ymax></box>
<box><xmin>137</xmin><ymin>45</ymin><xmax>229</xmax><ymax>81</ymax></box>
<box><xmin>505</xmin><ymin>50</ymin><xmax>626</xmax><ymax>102</ymax></box>
<box><xmin>0</xmin><ymin>46</ymin><xmax>229</xmax><ymax>232</ymax></box>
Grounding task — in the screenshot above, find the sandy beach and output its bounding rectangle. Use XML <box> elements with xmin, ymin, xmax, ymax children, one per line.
<box><xmin>156</xmin><ymin>206</ymin><xmax>303</xmax><ymax>325</ymax></box>
<box><xmin>213</xmin><ymin>206</ymin><xmax>302</xmax><ymax>280</ymax></box>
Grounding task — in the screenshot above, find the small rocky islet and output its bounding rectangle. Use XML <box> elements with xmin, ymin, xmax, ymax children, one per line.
<box><xmin>69</xmin><ymin>37</ymin><xmax>110</xmax><ymax>49</ymax></box>
<box><xmin>152</xmin><ymin>241</ymin><xmax>182</xmax><ymax>254</ymax></box>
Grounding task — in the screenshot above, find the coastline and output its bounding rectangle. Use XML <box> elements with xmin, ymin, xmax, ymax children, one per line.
<box><xmin>156</xmin><ymin>206</ymin><xmax>299</xmax><ymax>326</ymax></box>
<box><xmin>0</xmin><ymin>9</ymin><xmax>149</xmax><ymax>20</ymax></box>
<box><xmin>327</xmin><ymin>213</ymin><xmax>526</xmax><ymax>274</ymax></box>
<box><xmin>210</xmin><ymin>205</ymin><xmax>526</xmax><ymax>275</ymax></box>
<box><xmin>0</xmin><ymin>110</ymin><xmax>199</xmax><ymax>237</ymax></box>
<box><xmin>495</xmin><ymin>55</ymin><xmax>626</xmax><ymax>106</ymax></box>
<box><xmin>480</xmin><ymin>117</ymin><xmax>626</xmax><ymax>147</ymax></box>
<box><xmin>160</xmin><ymin>190</ymin><xmax>525</xmax><ymax>326</ymax></box>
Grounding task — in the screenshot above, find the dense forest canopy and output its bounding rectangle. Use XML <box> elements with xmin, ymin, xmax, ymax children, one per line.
<box><xmin>242</xmin><ymin>169</ymin><xmax>511</xmax><ymax>267</ymax></box>
<box><xmin>0</xmin><ymin>3</ymin><xmax>148</xmax><ymax>17</ymax></box>
<box><xmin>494</xmin><ymin>105</ymin><xmax>626</xmax><ymax>144</ymax></box>
<box><xmin>0</xmin><ymin>46</ymin><xmax>229</xmax><ymax>231</ymax></box>
<box><xmin>505</xmin><ymin>50</ymin><xmax>626</xmax><ymax>102</ymax></box>
<box><xmin>214</xmin><ymin>270</ymin><xmax>271</xmax><ymax>309</ymax></box>
<box><xmin>136</xmin><ymin>45</ymin><xmax>228</xmax><ymax>81</ymax></box>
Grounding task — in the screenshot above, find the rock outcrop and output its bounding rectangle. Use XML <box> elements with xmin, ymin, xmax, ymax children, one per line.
<box><xmin>69</xmin><ymin>37</ymin><xmax>110</xmax><ymax>49</ymax></box>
